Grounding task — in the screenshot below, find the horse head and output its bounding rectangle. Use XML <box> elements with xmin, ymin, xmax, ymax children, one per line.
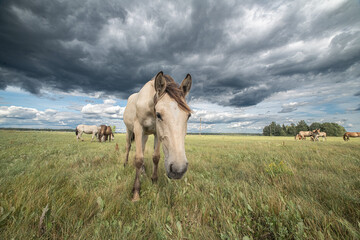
<box><xmin>153</xmin><ymin>71</ymin><xmax>192</xmax><ymax>179</ymax></box>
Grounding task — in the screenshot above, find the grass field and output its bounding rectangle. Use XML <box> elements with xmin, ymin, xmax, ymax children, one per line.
<box><xmin>0</xmin><ymin>131</ymin><xmax>359</xmax><ymax>239</ymax></box>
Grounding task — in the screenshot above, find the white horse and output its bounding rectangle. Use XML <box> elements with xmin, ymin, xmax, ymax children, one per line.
<box><xmin>75</xmin><ymin>124</ymin><xmax>99</xmax><ymax>141</ymax></box>
<box><xmin>317</xmin><ymin>131</ymin><xmax>327</xmax><ymax>141</ymax></box>
<box><xmin>123</xmin><ymin>71</ymin><xmax>192</xmax><ymax>201</ymax></box>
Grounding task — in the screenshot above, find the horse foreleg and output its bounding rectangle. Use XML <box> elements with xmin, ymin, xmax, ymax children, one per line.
<box><xmin>91</xmin><ymin>133</ymin><xmax>95</xmax><ymax>142</ymax></box>
<box><xmin>124</xmin><ymin>130</ymin><xmax>133</xmax><ymax>167</ymax></box>
<box><xmin>132</xmin><ymin>122</ymin><xmax>144</xmax><ymax>202</ymax></box>
<box><xmin>141</xmin><ymin>135</ymin><xmax>149</xmax><ymax>174</ymax></box>
<box><xmin>151</xmin><ymin>134</ymin><xmax>161</xmax><ymax>183</ymax></box>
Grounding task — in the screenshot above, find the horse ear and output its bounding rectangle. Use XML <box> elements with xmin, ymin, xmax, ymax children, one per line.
<box><xmin>155</xmin><ymin>71</ymin><xmax>166</xmax><ymax>97</ymax></box>
<box><xmin>180</xmin><ymin>73</ymin><xmax>192</xmax><ymax>97</ymax></box>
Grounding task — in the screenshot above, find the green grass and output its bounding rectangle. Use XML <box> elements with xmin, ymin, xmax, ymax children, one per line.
<box><xmin>0</xmin><ymin>131</ymin><xmax>359</xmax><ymax>239</ymax></box>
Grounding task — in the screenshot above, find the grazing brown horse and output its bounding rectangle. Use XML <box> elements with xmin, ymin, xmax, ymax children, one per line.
<box><xmin>123</xmin><ymin>71</ymin><xmax>192</xmax><ymax>201</ymax></box>
<box><xmin>296</xmin><ymin>131</ymin><xmax>313</xmax><ymax>140</ymax></box>
<box><xmin>296</xmin><ymin>129</ymin><xmax>320</xmax><ymax>141</ymax></box>
<box><xmin>295</xmin><ymin>134</ymin><xmax>306</xmax><ymax>140</ymax></box>
<box><xmin>98</xmin><ymin>125</ymin><xmax>114</xmax><ymax>142</ymax></box>
<box><xmin>343</xmin><ymin>132</ymin><xmax>360</xmax><ymax>141</ymax></box>
<box><xmin>105</xmin><ymin>126</ymin><xmax>114</xmax><ymax>142</ymax></box>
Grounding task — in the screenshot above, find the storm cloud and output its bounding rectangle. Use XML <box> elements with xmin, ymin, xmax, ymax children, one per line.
<box><xmin>1</xmin><ymin>0</ymin><xmax>360</xmax><ymax>108</ymax></box>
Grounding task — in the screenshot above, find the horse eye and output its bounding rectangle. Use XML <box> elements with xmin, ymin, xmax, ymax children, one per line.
<box><xmin>156</xmin><ymin>112</ymin><xmax>162</xmax><ymax>120</ymax></box>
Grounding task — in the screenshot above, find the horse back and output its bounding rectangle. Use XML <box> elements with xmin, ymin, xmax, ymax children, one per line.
<box><xmin>123</xmin><ymin>93</ymin><xmax>139</xmax><ymax>132</ymax></box>
<box><xmin>124</xmin><ymin>80</ymin><xmax>156</xmax><ymax>134</ymax></box>
<box><xmin>299</xmin><ymin>131</ymin><xmax>312</xmax><ymax>136</ymax></box>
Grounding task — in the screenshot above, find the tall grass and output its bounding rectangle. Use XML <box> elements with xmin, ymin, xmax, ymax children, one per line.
<box><xmin>0</xmin><ymin>131</ymin><xmax>359</xmax><ymax>239</ymax></box>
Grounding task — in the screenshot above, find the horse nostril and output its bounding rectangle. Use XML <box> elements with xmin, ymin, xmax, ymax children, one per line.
<box><xmin>170</xmin><ymin>164</ymin><xmax>173</xmax><ymax>173</ymax></box>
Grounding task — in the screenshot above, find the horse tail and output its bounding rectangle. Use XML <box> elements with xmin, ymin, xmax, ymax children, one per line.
<box><xmin>75</xmin><ymin>127</ymin><xmax>78</xmax><ymax>136</ymax></box>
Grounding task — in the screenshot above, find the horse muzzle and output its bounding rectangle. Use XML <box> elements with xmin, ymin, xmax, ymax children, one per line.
<box><xmin>167</xmin><ymin>162</ymin><xmax>188</xmax><ymax>179</ymax></box>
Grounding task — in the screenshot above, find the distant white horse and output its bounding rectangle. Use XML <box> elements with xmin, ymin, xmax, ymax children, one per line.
<box><xmin>317</xmin><ymin>131</ymin><xmax>327</xmax><ymax>141</ymax></box>
<box><xmin>75</xmin><ymin>124</ymin><xmax>99</xmax><ymax>141</ymax></box>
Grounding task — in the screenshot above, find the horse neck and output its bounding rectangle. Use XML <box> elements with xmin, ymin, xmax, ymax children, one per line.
<box><xmin>137</xmin><ymin>80</ymin><xmax>157</xmax><ymax>115</ymax></box>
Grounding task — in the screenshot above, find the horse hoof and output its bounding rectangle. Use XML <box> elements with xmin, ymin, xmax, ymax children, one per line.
<box><xmin>140</xmin><ymin>165</ymin><xmax>147</xmax><ymax>176</ymax></box>
<box><xmin>132</xmin><ymin>193</ymin><xmax>140</xmax><ymax>202</ymax></box>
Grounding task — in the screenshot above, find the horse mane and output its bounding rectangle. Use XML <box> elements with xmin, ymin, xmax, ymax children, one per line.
<box><xmin>154</xmin><ymin>75</ymin><xmax>192</xmax><ymax>113</ymax></box>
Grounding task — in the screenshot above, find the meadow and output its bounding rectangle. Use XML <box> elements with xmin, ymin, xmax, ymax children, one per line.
<box><xmin>0</xmin><ymin>130</ymin><xmax>359</xmax><ymax>239</ymax></box>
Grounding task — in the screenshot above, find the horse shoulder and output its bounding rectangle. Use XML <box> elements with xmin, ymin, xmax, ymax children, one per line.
<box><xmin>136</xmin><ymin>81</ymin><xmax>157</xmax><ymax>134</ymax></box>
<box><xmin>124</xmin><ymin>93</ymin><xmax>139</xmax><ymax>130</ymax></box>
<box><xmin>135</xmin><ymin>82</ymin><xmax>155</xmax><ymax>118</ymax></box>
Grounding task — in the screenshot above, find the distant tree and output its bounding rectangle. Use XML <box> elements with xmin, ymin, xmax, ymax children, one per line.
<box><xmin>275</xmin><ymin>124</ymin><xmax>286</xmax><ymax>136</ymax></box>
<box><xmin>309</xmin><ymin>122</ymin><xmax>322</xmax><ymax>131</ymax></box>
<box><xmin>296</xmin><ymin>120</ymin><xmax>309</xmax><ymax>133</ymax></box>
<box><xmin>287</xmin><ymin>123</ymin><xmax>297</xmax><ymax>136</ymax></box>
<box><xmin>269</xmin><ymin>122</ymin><xmax>277</xmax><ymax>136</ymax></box>
<box><xmin>263</xmin><ymin>125</ymin><xmax>270</xmax><ymax>136</ymax></box>
<box><xmin>274</xmin><ymin>124</ymin><xmax>281</xmax><ymax>136</ymax></box>
<box><xmin>263</xmin><ymin>121</ymin><xmax>346</xmax><ymax>137</ymax></box>
<box><xmin>263</xmin><ymin>122</ymin><xmax>277</xmax><ymax>136</ymax></box>
<box><xmin>321</xmin><ymin>122</ymin><xmax>346</xmax><ymax>136</ymax></box>
<box><xmin>111</xmin><ymin>125</ymin><xmax>116</xmax><ymax>133</ymax></box>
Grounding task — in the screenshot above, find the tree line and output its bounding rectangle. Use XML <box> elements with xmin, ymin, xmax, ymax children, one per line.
<box><xmin>263</xmin><ymin>120</ymin><xmax>346</xmax><ymax>137</ymax></box>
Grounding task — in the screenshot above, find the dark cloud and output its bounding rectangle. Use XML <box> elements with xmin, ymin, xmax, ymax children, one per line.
<box><xmin>0</xmin><ymin>0</ymin><xmax>360</xmax><ymax>107</ymax></box>
<box><xmin>278</xmin><ymin>102</ymin><xmax>308</xmax><ymax>114</ymax></box>
<box><xmin>229</xmin><ymin>87</ymin><xmax>273</xmax><ymax>108</ymax></box>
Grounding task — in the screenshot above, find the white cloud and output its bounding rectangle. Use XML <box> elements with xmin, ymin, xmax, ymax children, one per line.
<box><xmin>0</xmin><ymin>104</ymin><xmax>127</xmax><ymax>131</ymax></box>
<box><xmin>228</xmin><ymin>121</ymin><xmax>253</xmax><ymax>128</ymax></box>
<box><xmin>81</xmin><ymin>99</ymin><xmax>124</xmax><ymax>119</ymax></box>
<box><xmin>0</xmin><ymin>106</ymin><xmax>39</xmax><ymax>119</ymax></box>
<box><xmin>103</xmin><ymin>99</ymin><xmax>116</xmax><ymax>105</ymax></box>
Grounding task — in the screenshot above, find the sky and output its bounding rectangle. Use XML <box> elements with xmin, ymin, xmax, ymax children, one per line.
<box><xmin>0</xmin><ymin>0</ymin><xmax>359</xmax><ymax>133</ymax></box>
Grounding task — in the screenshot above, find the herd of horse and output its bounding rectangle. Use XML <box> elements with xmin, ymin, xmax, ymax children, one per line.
<box><xmin>295</xmin><ymin>129</ymin><xmax>326</xmax><ymax>141</ymax></box>
<box><xmin>295</xmin><ymin>129</ymin><xmax>360</xmax><ymax>142</ymax></box>
<box><xmin>75</xmin><ymin>71</ymin><xmax>358</xmax><ymax>201</ymax></box>
<box><xmin>75</xmin><ymin>124</ymin><xmax>114</xmax><ymax>142</ymax></box>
